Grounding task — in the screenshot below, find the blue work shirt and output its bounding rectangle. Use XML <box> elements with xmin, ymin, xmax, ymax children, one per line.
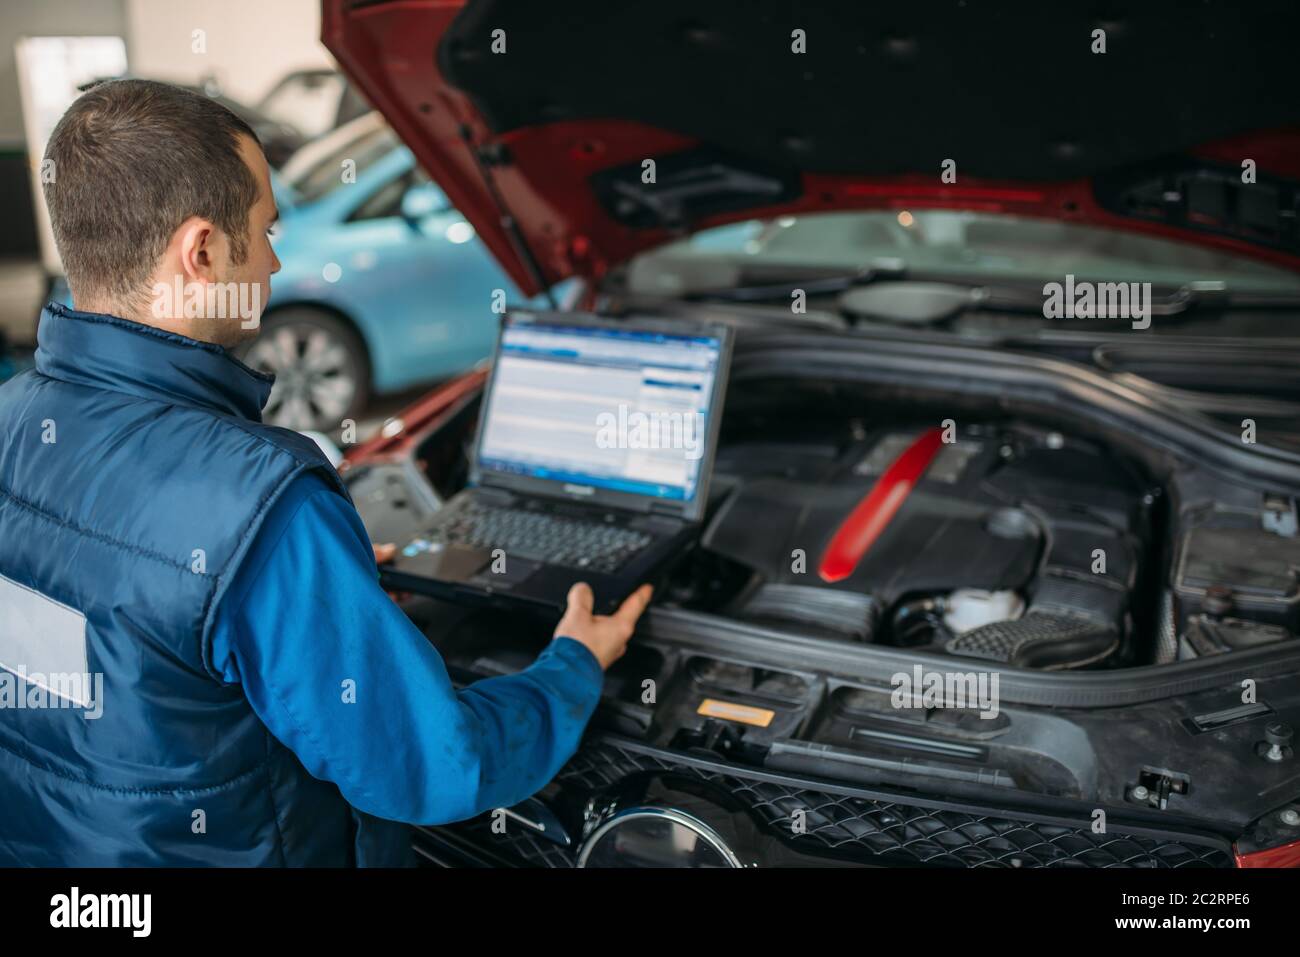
<box><xmin>209</xmin><ymin>470</ymin><xmax>604</xmax><ymax>825</ymax></box>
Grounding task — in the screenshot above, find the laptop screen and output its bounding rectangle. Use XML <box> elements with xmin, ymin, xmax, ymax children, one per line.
<box><xmin>476</xmin><ymin>318</ymin><xmax>725</xmax><ymax>503</ymax></box>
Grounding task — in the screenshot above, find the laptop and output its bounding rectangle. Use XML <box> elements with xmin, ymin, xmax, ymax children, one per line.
<box><xmin>381</xmin><ymin>311</ymin><xmax>732</xmax><ymax>615</ymax></box>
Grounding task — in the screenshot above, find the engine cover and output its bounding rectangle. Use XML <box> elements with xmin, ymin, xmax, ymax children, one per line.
<box><xmin>702</xmin><ymin>424</ymin><xmax>1150</xmax><ymax>662</ymax></box>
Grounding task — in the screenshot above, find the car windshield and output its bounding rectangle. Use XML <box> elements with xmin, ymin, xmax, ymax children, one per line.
<box><xmin>627</xmin><ymin>210</ymin><xmax>1300</xmax><ymax>294</ymax></box>
<box><xmin>259</xmin><ymin>71</ymin><xmax>347</xmax><ymax>140</ymax></box>
<box><xmin>286</xmin><ymin>123</ymin><xmax>397</xmax><ymax>205</ymax></box>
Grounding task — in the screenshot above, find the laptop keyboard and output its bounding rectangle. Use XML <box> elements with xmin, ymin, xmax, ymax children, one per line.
<box><xmin>421</xmin><ymin>499</ymin><xmax>654</xmax><ymax>574</ymax></box>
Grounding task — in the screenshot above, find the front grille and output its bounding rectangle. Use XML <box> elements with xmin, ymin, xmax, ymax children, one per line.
<box><xmin>430</xmin><ymin>737</ymin><xmax>1235</xmax><ymax>868</ymax></box>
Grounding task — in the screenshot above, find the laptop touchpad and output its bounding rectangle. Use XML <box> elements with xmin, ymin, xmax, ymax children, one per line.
<box><xmin>404</xmin><ymin>544</ymin><xmax>494</xmax><ymax>580</ymax></box>
<box><xmin>470</xmin><ymin>556</ymin><xmax>542</xmax><ymax>586</ymax></box>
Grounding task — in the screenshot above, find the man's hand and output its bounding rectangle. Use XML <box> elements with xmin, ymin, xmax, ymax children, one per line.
<box><xmin>554</xmin><ymin>582</ymin><xmax>653</xmax><ymax>670</ymax></box>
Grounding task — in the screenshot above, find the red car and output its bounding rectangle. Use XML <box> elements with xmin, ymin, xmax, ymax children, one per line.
<box><xmin>324</xmin><ymin>0</ymin><xmax>1300</xmax><ymax>867</ymax></box>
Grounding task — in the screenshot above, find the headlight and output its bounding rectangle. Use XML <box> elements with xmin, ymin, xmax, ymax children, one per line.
<box><xmin>576</xmin><ymin>806</ymin><xmax>744</xmax><ymax>868</ymax></box>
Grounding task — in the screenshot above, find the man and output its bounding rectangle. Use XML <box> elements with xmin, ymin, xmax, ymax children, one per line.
<box><xmin>0</xmin><ymin>79</ymin><xmax>651</xmax><ymax>866</ymax></box>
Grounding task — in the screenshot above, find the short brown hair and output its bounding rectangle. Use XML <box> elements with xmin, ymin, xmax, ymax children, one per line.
<box><xmin>43</xmin><ymin>78</ymin><xmax>261</xmax><ymax>307</ymax></box>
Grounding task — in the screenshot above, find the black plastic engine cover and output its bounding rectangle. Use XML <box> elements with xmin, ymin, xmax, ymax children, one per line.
<box><xmin>705</xmin><ymin>476</ymin><xmax>1041</xmax><ymax>601</ymax></box>
<box><xmin>703</xmin><ymin>424</ymin><xmax>1149</xmax><ymax>632</ymax></box>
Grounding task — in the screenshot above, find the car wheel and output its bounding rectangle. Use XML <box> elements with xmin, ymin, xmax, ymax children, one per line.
<box><xmin>241</xmin><ymin>308</ymin><xmax>370</xmax><ymax>432</ymax></box>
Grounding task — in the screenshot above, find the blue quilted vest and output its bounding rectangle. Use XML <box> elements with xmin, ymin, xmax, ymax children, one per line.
<box><xmin>0</xmin><ymin>303</ymin><xmax>411</xmax><ymax>866</ymax></box>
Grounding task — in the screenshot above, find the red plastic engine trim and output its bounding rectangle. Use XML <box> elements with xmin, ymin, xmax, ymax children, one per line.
<box><xmin>340</xmin><ymin>367</ymin><xmax>489</xmax><ymax>468</ymax></box>
<box><xmin>818</xmin><ymin>426</ymin><xmax>945</xmax><ymax>583</ymax></box>
<box><xmin>1235</xmin><ymin>838</ymin><xmax>1300</xmax><ymax>868</ymax></box>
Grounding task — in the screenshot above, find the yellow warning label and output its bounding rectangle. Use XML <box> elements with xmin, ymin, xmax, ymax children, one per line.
<box><xmin>696</xmin><ymin>698</ymin><xmax>776</xmax><ymax>728</ymax></box>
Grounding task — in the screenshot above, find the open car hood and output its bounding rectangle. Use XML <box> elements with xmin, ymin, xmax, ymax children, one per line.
<box><xmin>323</xmin><ymin>0</ymin><xmax>1300</xmax><ymax>296</ymax></box>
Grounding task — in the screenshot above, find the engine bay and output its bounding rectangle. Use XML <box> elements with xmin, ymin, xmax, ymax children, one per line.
<box><xmin>349</xmin><ymin>374</ymin><xmax>1299</xmax><ymax>675</ymax></box>
<box><xmin>341</xmin><ymin>366</ymin><xmax>1300</xmax><ymax>824</ymax></box>
<box><xmin>685</xmin><ymin>419</ymin><xmax>1153</xmax><ymax>670</ymax></box>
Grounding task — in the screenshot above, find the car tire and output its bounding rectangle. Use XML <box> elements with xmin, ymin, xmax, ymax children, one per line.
<box><xmin>240</xmin><ymin>307</ymin><xmax>370</xmax><ymax>433</ymax></box>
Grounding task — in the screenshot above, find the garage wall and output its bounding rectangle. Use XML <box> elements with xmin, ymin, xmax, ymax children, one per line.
<box><xmin>0</xmin><ymin>0</ymin><xmax>129</xmax><ymax>257</ymax></box>
<box><xmin>125</xmin><ymin>0</ymin><xmax>332</xmax><ymax>105</ymax></box>
<box><xmin>0</xmin><ymin>0</ymin><xmax>333</xmax><ymax>260</ymax></box>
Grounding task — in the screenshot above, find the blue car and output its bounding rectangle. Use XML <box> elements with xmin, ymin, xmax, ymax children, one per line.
<box><xmin>242</xmin><ymin>111</ymin><xmax>557</xmax><ymax>430</ymax></box>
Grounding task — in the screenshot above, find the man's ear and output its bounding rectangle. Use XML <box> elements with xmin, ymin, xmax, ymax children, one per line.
<box><xmin>175</xmin><ymin>216</ymin><xmax>221</xmax><ymax>283</ymax></box>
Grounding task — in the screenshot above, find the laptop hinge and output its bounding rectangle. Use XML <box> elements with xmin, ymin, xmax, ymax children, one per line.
<box><xmin>474</xmin><ymin>485</ymin><xmax>514</xmax><ymax>506</ymax></box>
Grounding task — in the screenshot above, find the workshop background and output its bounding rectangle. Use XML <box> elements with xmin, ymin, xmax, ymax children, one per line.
<box><xmin>0</xmin><ymin>0</ymin><xmax>495</xmax><ymax>435</ymax></box>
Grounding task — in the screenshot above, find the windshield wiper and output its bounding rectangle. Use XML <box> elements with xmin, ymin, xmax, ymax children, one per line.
<box><xmin>976</xmin><ymin>279</ymin><xmax>1300</xmax><ymax>320</ymax></box>
<box><xmin>688</xmin><ymin>270</ymin><xmax>1300</xmax><ymax>319</ymax></box>
<box><xmin>682</xmin><ymin>259</ymin><xmax>907</xmax><ymax>302</ymax></box>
